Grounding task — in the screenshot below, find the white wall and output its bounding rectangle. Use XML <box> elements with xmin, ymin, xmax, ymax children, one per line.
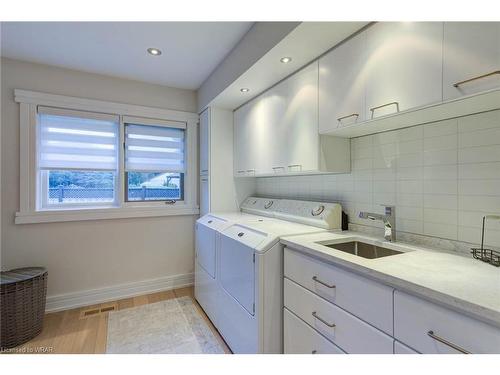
<box><xmin>257</xmin><ymin>110</ymin><xmax>500</xmax><ymax>248</ymax></box>
<box><xmin>1</xmin><ymin>58</ymin><xmax>198</xmax><ymax>301</ymax></box>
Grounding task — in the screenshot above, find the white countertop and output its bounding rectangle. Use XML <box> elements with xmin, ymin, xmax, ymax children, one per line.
<box><xmin>280</xmin><ymin>231</ymin><xmax>500</xmax><ymax>328</ymax></box>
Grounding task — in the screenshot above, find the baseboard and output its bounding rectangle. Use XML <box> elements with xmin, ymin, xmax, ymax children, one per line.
<box><xmin>45</xmin><ymin>272</ymin><xmax>194</xmax><ymax>312</ymax></box>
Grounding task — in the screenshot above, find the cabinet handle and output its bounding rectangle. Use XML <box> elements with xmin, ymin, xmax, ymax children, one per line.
<box><xmin>237</xmin><ymin>170</ymin><xmax>245</xmax><ymax>174</ymax></box>
<box><xmin>312</xmin><ymin>276</ymin><xmax>336</xmax><ymax>289</ymax></box>
<box><xmin>201</xmin><ymin>169</ymin><xmax>208</xmax><ymax>172</ymax></box>
<box><xmin>427</xmin><ymin>331</ymin><xmax>470</xmax><ymax>354</ymax></box>
<box><xmin>337</xmin><ymin>113</ymin><xmax>359</xmax><ymax>123</ymax></box>
<box><xmin>370</xmin><ymin>101</ymin><xmax>399</xmax><ymax>119</ymax></box>
<box><xmin>453</xmin><ymin>70</ymin><xmax>500</xmax><ymax>88</ymax></box>
<box><xmin>246</xmin><ymin>169</ymin><xmax>255</xmax><ymax>172</ymax></box>
<box><xmin>312</xmin><ymin>311</ymin><xmax>336</xmax><ymax>328</ymax></box>
<box><xmin>288</xmin><ymin>164</ymin><xmax>302</xmax><ymax>171</ymax></box>
<box><xmin>272</xmin><ymin>166</ymin><xmax>285</xmax><ymax>172</ymax></box>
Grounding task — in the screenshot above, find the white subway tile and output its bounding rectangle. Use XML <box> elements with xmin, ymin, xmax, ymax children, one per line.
<box><xmin>423</xmin><ymin>208</ymin><xmax>458</xmax><ymax>225</ymax></box>
<box><xmin>373</xmin><ymin>192</ymin><xmax>397</xmax><ymax>206</ymax></box>
<box><xmin>423</xmin><ymin>149</ymin><xmax>457</xmax><ymax>166</ymax></box>
<box><xmin>373</xmin><ymin>167</ymin><xmax>396</xmax><ymax>181</ymax></box>
<box><xmin>373</xmin><ymin>131</ymin><xmax>398</xmax><ymax>145</ymax></box>
<box><xmin>398</xmin><ymin>139</ymin><xmax>423</xmax><ymax>155</ymax></box>
<box><xmin>458</xmin><ymin>226</ymin><xmax>500</xmax><ymax>247</ymax></box>
<box><xmin>458</xmin><ymin>127</ymin><xmax>500</xmax><ymax>148</ymax></box>
<box><xmin>397</xmin><ymin>166</ymin><xmax>423</xmax><ymax>180</ymax></box>
<box><xmin>397</xmin><ymin>126</ymin><xmax>423</xmax><ymax>142</ymax></box>
<box><xmin>458</xmin><ymin>110</ymin><xmax>500</xmax><ymax>133</ymax></box>
<box><xmin>459</xmin><ymin>145</ymin><xmax>500</xmax><ymax>164</ymax></box>
<box><xmin>397</xmin><ymin>206</ymin><xmax>423</xmax><ymax>221</ymax></box>
<box><xmin>352</xmin><ymin>158</ymin><xmax>373</xmax><ymax>170</ymax></box>
<box><xmin>396</xmin><ymin>218</ymin><xmax>424</xmax><ymax>234</ymax></box>
<box><xmin>458</xmin><ymin>211</ymin><xmax>500</xmax><ymax>230</ymax></box>
<box><xmin>423</xmin><ymin>134</ymin><xmax>457</xmax><ymax>151</ymax></box>
<box><xmin>397</xmin><ymin>153</ymin><xmax>423</xmax><ymax>168</ymax></box>
<box><xmin>397</xmin><ymin>180</ymin><xmax>423</xmax><ymax>194</ymax></box>
<box><xmin>423</xmin><ymin>119</ymin><xmax>457</xmax><ymax>138</ymax></box>
<box><xmin>397</xmin><ymin>193</ymin><xmax>423</xmax><ymax>207</ymax></box>
<box><xmin>373</xmin><ymin>180</ymin><xmax>396</xmax><ymax>193</ymax></box>
<box><xmin>353</xmin><ymin>146</ymin><xmax>373</xmax><ymax>160</ymax></box>
<box><xmin>458</xmin><ymin>162</ymin><xmax>500</xmax><ymax>179</ymax></box>
<box><xmin>424</xmin><ymin>194</ymin><xmax>458</xmax><ymax>210</ymax></box>
<box><xmin>352</xmin><ymin>136</ymin><xmax>373</xmax><ymax>149</ymax></box>
<box><xmin>424</xmin><ymin>222</ymin><xmax>458</xmax><ymax>240</ymax></box>
<box><xmin>458</xmin><ymin>195</ymin><xmax>500</xmax><ymax>212</ymax></box>
<box><xmin>458</xmin><ymin>179</ymin><xmax>500</xmax><ymax>196</ymax></box>
<box><xmin>423</xmin><ymin>165</ymin><xmax>457</xmax><ymax>180</ymax></box>
<box><xmin>423</xmin><ymin>180</ymin><xmax>457</xmax><ymax>195</ymax></box>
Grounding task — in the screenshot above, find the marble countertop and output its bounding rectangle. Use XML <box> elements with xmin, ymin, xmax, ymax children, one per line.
<box><xmin>280</xmin><ymin>231</ymin><xmax>500</xmax><ymax>328</ymax></box>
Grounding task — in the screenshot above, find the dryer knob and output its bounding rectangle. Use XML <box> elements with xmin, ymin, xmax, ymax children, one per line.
<box><xmin>238</xmin><ymin>232</ymin><xmax>244</xmax><ymax>237</ymax></box>
<box><xmin>264</xmin><ymin>200</ymin><xmax>274</xmax><ymax>209</ymax></box>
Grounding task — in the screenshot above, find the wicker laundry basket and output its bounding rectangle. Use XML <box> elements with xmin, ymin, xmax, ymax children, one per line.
<box><xmin>1</xmin><ymin>267</ymin><xmax>48</xmax><ymax>349</ymax></box>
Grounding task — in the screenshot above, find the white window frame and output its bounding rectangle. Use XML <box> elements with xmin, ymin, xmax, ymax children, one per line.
<box><xmin>15</xmin><ymin>89</ymin><xmax>199</xmax><ymax>224</ymax></box>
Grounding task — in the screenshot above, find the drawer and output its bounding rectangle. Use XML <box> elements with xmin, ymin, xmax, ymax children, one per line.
<box><xmin>284</xmin><ymin>308</ymin><xmax>345</xmax><ymax>354</ymax></box>
<box><xmin>284</xmin><ymin>277</ymin><xmax>394</xmax><ymax>354</ymax></box>
<box><xmin>394</xmin><ymin>340</ymin><xmax>419</xmax><ymax>354</ymax></box>
<box><xmin>394</xmin><ymin>290</ymin><xmax>500</xmax><ymax>354</ymax></box>
<box><xmin>284</xmin><ymin>247</ymin><xmax>394</xmax><ymax>334</ymax></box>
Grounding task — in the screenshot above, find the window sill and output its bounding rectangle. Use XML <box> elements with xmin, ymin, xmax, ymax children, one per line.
<box><xmin>15</xmin><ymin>205</ymin><xmax>200</xmax><ymax>224</ymax></box>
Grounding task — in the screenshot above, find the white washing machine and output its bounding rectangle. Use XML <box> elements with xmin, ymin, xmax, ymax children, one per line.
<box><xmin>194</xmin><ymin>197</ymin><xmax>279</xmax><ymax>328</ymax></box>
<box><xmin>197</xmin><ymin>198</ymin><xmax>342</xmax><ymax>353</ymax></box>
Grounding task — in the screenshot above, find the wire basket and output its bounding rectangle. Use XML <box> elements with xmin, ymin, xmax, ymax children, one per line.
<box><xmin>470</xmin><ymin>215</ymin><xmax>500</xmax><ymax>267</ymax></box>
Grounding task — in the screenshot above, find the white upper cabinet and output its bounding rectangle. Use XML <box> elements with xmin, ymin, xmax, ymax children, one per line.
<box><xmin>319</xmin><ymin>31</ymin><xmax>367</xmax><ymax>133</ymax></box>
<box><xmin>443</xmin><ymin>22</ymin><xmax>500</xmax><ymax>100</ymax></box>
<box><xmin>234</xmin><ymin>61</ymin><xmax>350</xmax><ymax>177</ymax></box>
<box><xmin>283</xmin><ymin>62</ymin><xmax>319</xmax><ymax>173</ymax></box>
<box><xmin>199</xmin><ymin>109</ymin><xmax>210</xmax><ymax>175</ymax></box>
<box><xmin>365</xmin><ymin>22</ymin><xmax>443</xmax><ymax>119</ymax></box>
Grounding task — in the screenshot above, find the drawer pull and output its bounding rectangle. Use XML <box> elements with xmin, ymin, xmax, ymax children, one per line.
<box><xmin>337</xmin><ymin>113</ymin><xmax>359</xmax><ymax>123</ymax></box>
<box><xmin>312</xmin><ymin>276</ymin><xmax>336</xmax><ymax>289</ymax></box>
<box><xmin>453</xmin><ymin>70</ymin><xmax>500</xmax><ymax>88</ymax></box>
<box><xmin>370</xmin><ymin>101</ymin><xmax>399</xmax><ymax>119</ymax></box>
<box><xmin>312</xmin><ymin>311</ymin><xmax>336</xmax><ymax>328</ymax></box>
<box><xmin>427</xmin><ymin>331</ymin><xmax>470</xmax><ymax>354</ymax></box>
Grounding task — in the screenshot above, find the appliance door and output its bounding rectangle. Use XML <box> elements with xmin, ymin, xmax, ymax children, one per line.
<box><xmin>196</xmin><ymin>215</ymin><xmax>226</xmax><ymax>278</ymax></box>
<box><xmin>219</xmin><ymin>225</ymin><xmax>265</xmax><ymax>315</ymax></box>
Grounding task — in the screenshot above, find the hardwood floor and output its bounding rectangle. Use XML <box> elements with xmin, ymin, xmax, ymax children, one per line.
<box><xmin>7</xmin><ymin>286</ymin><xmax>231</xmax><ymax>354</ymax></box>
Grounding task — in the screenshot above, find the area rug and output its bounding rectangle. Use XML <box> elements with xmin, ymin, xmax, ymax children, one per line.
<box><xmin>106</xmin><ymin>296</ymin><xmax>225</xmax><ymax>354</ymax></box>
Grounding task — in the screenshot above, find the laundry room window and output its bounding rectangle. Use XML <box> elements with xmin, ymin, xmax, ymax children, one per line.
<box><xmin>124</xmin><ymin>118</ymin><xmax>186</xmax><ymax>203</ymax></box>
<box><xmin>37</xmin><ymin>107</ymin><xmax>120</xmax><ymax>209</ymax></box>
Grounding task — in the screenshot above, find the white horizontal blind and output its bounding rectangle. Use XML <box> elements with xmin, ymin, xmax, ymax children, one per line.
<box><xmin>125</xmin><ymin>123</ymin><xmax>185</xmax><ymax>173</ymax></box>
<box><xmin>38</xmin><ymin>108</ymin><xmax>119</xmax><ymax>171</ymax></box>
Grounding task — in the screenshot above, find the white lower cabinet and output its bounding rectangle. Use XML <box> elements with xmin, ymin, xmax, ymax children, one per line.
<box><xmin>394</xmin><ymin>291</ymin><xmax>500</xmax><ymax>354</ymax></box>
<box><xmin>284</xmin><ymin>308</ymin><xmax>345</xmax><ymax>354</ymax></box>
<box><xmin>284</xmin><ymin>247</ymin><xmax>393</xmax><ymax>334</ymax></box>
<box><xmin>284</xmin><ymin>278</ymin><xmax>394</xmax><ymax>354</ymax></box>
<box><xmin>283</xmin><ymin>246</ymin><xmax>500</xmax><ymax>355</ymax></box>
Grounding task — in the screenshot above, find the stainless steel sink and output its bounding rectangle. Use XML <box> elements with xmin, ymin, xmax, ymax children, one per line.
<box><xmin>321</xmin><ymin>241</ymin><xmax>403</xmax><ymax>259</ymax></box>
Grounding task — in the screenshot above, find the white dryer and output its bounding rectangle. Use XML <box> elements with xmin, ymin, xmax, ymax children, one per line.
<box><xmin>215</xmin><ymin>199</ymin><xmax>342</xmax><ymax>353</ymax></box>
<box><xmin>194</xmin><ymin>197</ymin><xmax>279</xmax><ymax>328</ymax></box>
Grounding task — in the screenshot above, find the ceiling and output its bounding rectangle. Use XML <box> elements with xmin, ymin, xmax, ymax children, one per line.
<box><xmin>210</xmin><ymin>22</ymin><xmax>369</xmax><ymax>109</ymax></box>
<box><xmin>0</xmin><ymin>22</ymin><xmax>253</xmax><ymax>90</ymax></box>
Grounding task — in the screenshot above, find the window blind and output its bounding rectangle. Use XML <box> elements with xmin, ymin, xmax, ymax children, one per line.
<box><xmin>125</xmin><ymin>123</ymin><xmax>185</xmax><ymax>173</ymax></box>
<box><xmin>38</xmin><ymin>108</ymin><xmax>119</xmax><ymax>171</ymax></box>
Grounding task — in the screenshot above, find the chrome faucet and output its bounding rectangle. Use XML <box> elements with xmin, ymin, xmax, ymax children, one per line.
<box><xmin>359</xmin><ymin>205</ymin><xmax>396</xmax><ymax>242</ymax></box>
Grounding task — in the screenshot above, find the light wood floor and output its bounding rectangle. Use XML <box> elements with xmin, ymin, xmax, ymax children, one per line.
<box><xmin>8</xmin><ymin>286</ymin><xmax>231</xmax><ymax>354</ymax></box>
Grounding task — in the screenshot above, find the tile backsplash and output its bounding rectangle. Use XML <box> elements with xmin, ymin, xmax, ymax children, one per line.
<box><xmin>257</xmin><ymin>110</ymin><xmax>500</xmax><ymax>249</ymax></box>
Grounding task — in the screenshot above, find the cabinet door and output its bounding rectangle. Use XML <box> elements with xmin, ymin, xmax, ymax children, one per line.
<box><xmin>443</xmin><ymin>22</ymin><xmax>500</xmax><ymax>100</ymax></box>
<box><xmin>233</xmin><ymin>103</ymin><xmax>251</xmax><ymax>176</ymax></box>
<box><xmin>200</xmin><ymin>175</ymin><xmax>209</xmax><ymax>216</ymax></box>
<box><xmin>365</xmin><ymin>22</ymin><xmax>443</xmax><ymax>119</ymax></box>
<box><xmin>319</xmin><ymin>31</ymin><xmax>367</xmax><ymax>133</ymax></box>
<box><xmin>199</xmin><ymin>109</ymin><xmax>210</xmax><ymax>175</ymax></box>
<box><xmin>285</xmin><ymin>62</ymin><xmax>319</xmax><ymax>173</ymax></box>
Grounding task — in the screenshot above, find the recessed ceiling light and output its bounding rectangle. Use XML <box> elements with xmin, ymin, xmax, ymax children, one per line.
<box><xmin>147</xmin><ymin>48</ymin><xmax>162</xmax><ymax>56</ymax></box>
<box><xmin>280</xmin><ymin>57</ymin><xmax>292</xmax><ymax>64</ymax></box>
<box><xmin>240</xmin><ymin>88</ymin><xmax>250</xmax><ymax>93</ymax></box>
